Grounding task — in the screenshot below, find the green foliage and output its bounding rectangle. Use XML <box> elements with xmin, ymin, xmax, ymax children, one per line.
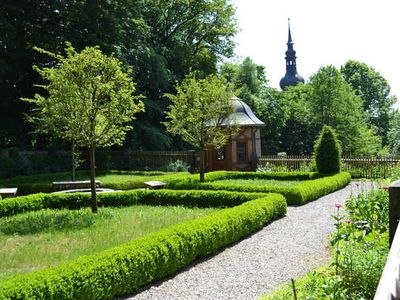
<box><xmin>341</xmin><ymin>60</ymin><xmax>397</xmax><ymax>145</ymax></box>
<box><xmin>167</xmin><ymin>171</ymin><xmax>351</xmax><ymax>205</ymax></box>
<box><xmin>276</xmin><ymin>65</ymin><xmax>382</xmax><ymax>156</ymax></box>
<box><xmin>0</xmin><ymin>171</ymin><xmax>187</xmax><ymax>195</ymax></box>
<box><xmin>166</xmin><ymin>170</ymin><xmax>316</xmax><ymax>187</ymax></box>
<box><xmin>308</xmin><ymin>65</ymin><xmax>381</xmax><ymax>156</ymax></box>
<box><xmin>262</xmin><ymin>186</ymin><xmax>389</xmax><ymax>300</ymax></box>
<box><xmin>0</xmin><ymin>189</ymin><xmax>271</xmax><ymax>218</ymax></box>
<box><xmin>0</xmin><ymin>194</ymin><xmax>286</xmax><ymax>299</ymax></box>
<box><xmin>24</xmin><ymin>43</ymin><xmax>145</xmax><ymax>212</ymax></box>
<box><xmin>345</xmin><ymin>188</ymin><xmax>389</xmax><ymax>233</ymax></box>
<box><xmin>166</xmin><ymin>159</ymin><xmax>189</xmax><ymax>172</ymax></box>
<box><xmin>164</xmin><ymin>74</ymin><xmax>235</xmax><ymax>150</ymax></box>
<box><xmin>1</xmin><ymin>0</ymin><xmax>237</xmax><ymax>150</ymax></box>
<box><xmin>314</xmin><ymin>125</ymin><xmax>341</xmax><ymax>174</ymax></box>
<box><xmin>387</xmin><ymin>110</ymin><xmax>400</xmax><ymax>155</ymax></box>
<box><xmin>212</xmin><ymin>179</ymin><xmax>302</xmax><ymax>187</ymax></box>
<box><xmin>256</xmin><ymin>87</ymin><xmax>291</xmax><ymax>154</ymax></box>
<box><xmin>0</xmin><ymin>209</ymin><xmax>113</xmax><ymax>235</ymax></box>
<box><xmin>24</xmin><ymin>43</ymin><xmax>144</xmax><ymax>148</ymax></box>
<box><xmin>164</xmin><ymin>74</ymin><xmax>236</xmax><ymax>181</ymax></box>
<box><xmin>220</xmin><ymin>57</ymin><xmax>267</xmax><ymax>110</ymax></box>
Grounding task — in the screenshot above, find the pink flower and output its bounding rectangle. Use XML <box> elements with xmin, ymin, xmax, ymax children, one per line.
<box><xmin>335</xmin><ymin>202</ymin><xmax>343</xmax><ymax>209</ymax></box>
<box><xmin>343</xmin><ymin>219</ymin><xmax>353</xmax><ymax>224</ymax></box>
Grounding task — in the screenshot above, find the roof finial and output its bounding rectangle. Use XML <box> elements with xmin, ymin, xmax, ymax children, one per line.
<box><xmin>288</xmin><ymin>18</ymin><xmax>293</xmax><ymax>44</ymax></box>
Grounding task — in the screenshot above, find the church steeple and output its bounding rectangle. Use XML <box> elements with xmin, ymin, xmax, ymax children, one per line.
<box><xmin>279</xmin><ymin>19</ymin><xmax>305</xmax><ymax>90</ymax></box>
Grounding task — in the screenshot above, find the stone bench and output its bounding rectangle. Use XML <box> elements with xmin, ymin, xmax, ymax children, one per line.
<box><xmin>144</xmin><ymin>181</ymin><xmax>166</xmax><ymax>190</ymax></box>
<box><xmin>52</xmin><ymin>180</ymin><xmax>100</xmax><ymax>192</ymax></box>
<box><xmin>0</xmin><ymin>188</ymin><xmax>18</xmax><ymax>198</ymax></box>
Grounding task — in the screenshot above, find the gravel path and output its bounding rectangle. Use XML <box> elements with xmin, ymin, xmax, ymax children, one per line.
<box><xmin>122</xmin><ymin>182</ymin><xmax>368</xmax><ymax>300</ymax></box>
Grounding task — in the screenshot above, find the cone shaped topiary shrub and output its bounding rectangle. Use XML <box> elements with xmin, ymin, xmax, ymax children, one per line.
<box><xmin>314</xmin><ymin>125</ymin><xmax>341</xmax><ymax>174</ymax></box>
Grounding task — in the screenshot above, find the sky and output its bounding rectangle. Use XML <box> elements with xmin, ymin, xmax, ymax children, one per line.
<box><xmin>231</xmin><ymin>0</ymin><xmax>400</xmax><ymax>107</ymax></box>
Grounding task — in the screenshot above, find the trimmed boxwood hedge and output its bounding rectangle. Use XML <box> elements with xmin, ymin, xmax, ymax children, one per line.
<box><xmin>167</xmin><ymin>171</ymin><xmax>319</xmax><ymax>188</ymax></box>
<box><xmin>0</xmin><ymin>171</ymin><xmax>186</xmax><ymax>195</ymax></box>
<box><xmin>167</xmin><ymin>172</ymin><xmax>351</xmax><ymax>205</ymax></box>
<box><xmin>0</xmin><ymin>189</ymin><xmax>267</xmax><ymax>218</ymax></box>
<box><xmin>0</xmin><ymin>193</ymin><xmax>286</xmax><ymax>299</ymax></box>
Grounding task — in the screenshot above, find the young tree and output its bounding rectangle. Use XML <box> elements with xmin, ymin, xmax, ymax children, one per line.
<box><xmin>23</xmin><ymin>43</ymin><xmax>144</xmax><ymax>212</ymax></box>
<box><xmin>164</xmin><ymin>74</ymin><xmax>236</xmax><ymax>182</ymax></box>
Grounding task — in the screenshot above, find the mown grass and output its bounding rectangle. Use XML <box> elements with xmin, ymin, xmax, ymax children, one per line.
<box><xmin>0</xmin><ymin>205</ymin><xmax>217</xmax><ymax>280</ymax></box>
<box><xmin>211</xmin><ymin>179</ymin><xmax>305</xmax><ymax>187</ymax></box>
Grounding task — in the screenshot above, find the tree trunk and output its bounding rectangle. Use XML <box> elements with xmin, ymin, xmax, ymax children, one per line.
<box><xmin>199</xmin><ymin>149</ymin><xmax>205</xmax><ymax>182</ymax></box>
<box><xmin>71</xmin><ymin>141</ymin><xmax>76</xmax><ymax>181</ymax></box>
<box><xmin>89</xmin><ymin>145</ymin><xmax>98</xmax><ymax>213</ymax></box>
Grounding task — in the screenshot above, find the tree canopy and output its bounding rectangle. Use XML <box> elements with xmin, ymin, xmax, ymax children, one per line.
<box><xmin>0</xmin><ymin>0</ymin><xmax>237</xmax><ymax>150</ymax></box>
<box><xmin>341</xmin><ymin>60</ymin><xmax>397</xmax><ymax>145</ymax></box>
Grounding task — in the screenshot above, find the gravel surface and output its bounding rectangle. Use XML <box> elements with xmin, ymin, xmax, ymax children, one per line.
<box><xmin>121</xmin><ymin>182</ymin><xmax>370</xmax><ymax>300</ymax></box>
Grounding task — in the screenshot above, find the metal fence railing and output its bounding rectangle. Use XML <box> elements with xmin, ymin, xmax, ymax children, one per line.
<box><xmin>258</xmin><ymin>155</ymin><xmax>399</xmax><ymax>178</ymax></box>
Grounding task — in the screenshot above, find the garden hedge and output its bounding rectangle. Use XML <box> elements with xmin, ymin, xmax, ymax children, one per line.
<box><xmin>0</xmin><ymin>189</ymin><xmax>267</xmax><ymax>218</ymax></box>
<box><xmin>167</xmin><ymin>172</ymin><xmax>352</xmax><ymax>205</ymax></box>
<box><xmin>0</xmin><ymin>193</ymin><xmax>286</xmax><ymax>299</ymax></box>
<box><xmin>167</xmin><ymin>171</ymin><xmax>319</xmax><ymax>188</ymax></box>
<box><xmin>0</xmin><ymin>171</ymin><xmax>186</xmax><ymax>195</ymax></box>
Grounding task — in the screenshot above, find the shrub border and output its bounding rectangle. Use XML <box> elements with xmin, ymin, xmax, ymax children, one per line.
<box><xmin>0</xmin><ymin>189</ymin><xmax>266</xmax><ymax>218</ymax></box>
<box><xmin>166</xmin><ymin>172</ymin><xmax>352</xmax><ymax>205</ymax></box>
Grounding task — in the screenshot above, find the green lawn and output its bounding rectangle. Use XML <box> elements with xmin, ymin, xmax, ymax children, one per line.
<box><xmin>211</xmin><ymin>178</ymin><xmax>305</xmax><ymax>187</ymax></box>
<box><xmin>0</xmin><ymin>205</ymin><xmax>217</xmax><ymax>280</ymax></box>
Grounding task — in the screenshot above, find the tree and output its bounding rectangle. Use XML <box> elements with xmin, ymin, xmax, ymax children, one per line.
<box><xmin>0</xmin><ymin>0</ymin><xmax>237</xmax><ymax>151</ymax></box>
<box><xmin>23</xmin><ymin>43</ymin><xmax>144</xmax><ymax>212</ymax></box>
<box><xmin>164</xmin><ymin>74</ymin><xmax>235</xmax><ymax>182</ymax></box>
<box><xmin>0</xmin><ymin>0</ymin><xmax>147</xmax><ymax>148</ymax></box>
<box><xmin>220</xmin><ymin>57</ymin><xmax>267</xmax><ymax>110</ymax></box>
<box><xmin>307</xmin><ymin>65</ymin><xmax>381</xmax><ymax>155</ymax></box>
<box><xmin>387</xmin><ymin>110</ymin><xmax>400</xmax><ymax>155</ymax></box>
<box><xmin>279</xmin><ymin>83</ymin><xmax>314</xmax><ymax>154</ymax></box>
<box><xmin>313</xmin><ymin>125</ymin><xmax>341</xmax><ymax>174</ymax></box>
<box><xmin>341</xmin><ymin>60</ymin><xmax>397</xmax><ymax>145</ymax></box>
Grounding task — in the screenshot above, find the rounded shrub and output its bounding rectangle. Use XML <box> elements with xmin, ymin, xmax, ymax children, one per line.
<box><xmin>313</xmin><ymin>125</ymin><xmax>341</xmax><ymax>174</ymax></box>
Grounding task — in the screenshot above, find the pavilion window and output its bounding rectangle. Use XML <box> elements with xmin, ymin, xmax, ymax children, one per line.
<box><xmin>237</xmin><ymin>141</ymin><xmax>247</xmax><ymax>162</ymax></box>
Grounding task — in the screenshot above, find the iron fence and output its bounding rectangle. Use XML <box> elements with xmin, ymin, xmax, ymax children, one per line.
<box><xmin>259</xmin><ymin>155</ymin><xmax>399</xmax><ymax>178</ymax></box>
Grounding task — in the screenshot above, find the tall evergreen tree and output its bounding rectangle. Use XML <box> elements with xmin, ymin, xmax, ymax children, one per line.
<box><xmin>314</xmin><ymin>125</ymin><xmax>341</xmax><ymax>174</ymax></box>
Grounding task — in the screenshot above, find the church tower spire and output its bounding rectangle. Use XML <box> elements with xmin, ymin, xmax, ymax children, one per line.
<box><xmin>279</xmin><ymin>19</ymin><xmax>305</xmax><ymax>90</ymax></box>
